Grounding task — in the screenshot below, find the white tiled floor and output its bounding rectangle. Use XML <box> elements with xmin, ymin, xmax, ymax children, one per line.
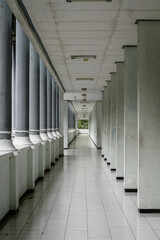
<box><xmin>1</xmin><ymin>134</ymin><xmax>160</xmax><ymax>239</ymax></box>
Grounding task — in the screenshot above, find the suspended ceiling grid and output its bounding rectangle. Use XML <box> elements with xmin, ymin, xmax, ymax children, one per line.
<box><xmin>20</xmin><ymin>0</ymin><xmax>160</xmax><ymax>118</ymax></box>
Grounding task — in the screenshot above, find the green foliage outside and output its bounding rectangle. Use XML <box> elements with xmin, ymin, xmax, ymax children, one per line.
<box><xmin>78</xmin><ymin>120</ymin><xmax>88</xmax><ymax>129</ymax></box>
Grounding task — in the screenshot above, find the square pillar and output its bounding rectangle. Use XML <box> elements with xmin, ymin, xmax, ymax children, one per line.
<box><xmin>106</xmin><ymin>82</ymin><xmax>111</xmax><ymax>164</ymax></box>
<box><xmin>115</xmin><ymin>62</ymin><xmax>124</xmax><ymax>179</ymax></box>
<box><xmin>101</xmin><ymin>91</ymin><xmax>105</xmax><ymax>157</ymax></box>
<box><xmin>104</xmin><ymin>87</ymin><xmax>107</xmax><ymax>160</ymax></box>
<box><xmin>64</xmin><ymin>101</ymin><xmax>69</xmax><ymax>149</ymax></box>
<box><xmin>136</xmin><ymin>20</ymin><xmax>160</xmax><ymax>212</ymax></box>
<box><xmin>123</xmin><ymin>45</ymin><xmax>138</xmax><ymax>192</ymax></box>
<box><xmin>110</xmin><ymin>72</ymin><xmax>117</xmax><ymax>171</ymax></box>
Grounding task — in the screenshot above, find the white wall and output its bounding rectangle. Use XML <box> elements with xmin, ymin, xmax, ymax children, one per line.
<box><xmin>88</xmin><ymin>102</ymin><xmax>102</xmax><ymax>148</ymax></box>
<box><xmin>78</xmin><ymin>129</ymin><xmax>89</xmax><ymax>134</ymax></box>
<box><xmin>68</xmin><ymin>129</ymin><xmax>77</xmax><ymax>144</ymax></box>
<box><xmin>0</xmin><ymin>140</ymin><xmax>54</xmax><ymax>222</ymax></box>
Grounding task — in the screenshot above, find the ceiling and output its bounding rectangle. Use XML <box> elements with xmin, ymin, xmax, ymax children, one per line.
<box><xmin>21</xmin><ymin>0</ymin><xmax>160</xmax><ymax>118</ymax></box>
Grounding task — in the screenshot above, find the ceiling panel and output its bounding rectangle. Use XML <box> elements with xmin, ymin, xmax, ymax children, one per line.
<box><xmin>22</xmin><ymin>0</ymin><xmax>160</xmax><ymax>118</ymax></box>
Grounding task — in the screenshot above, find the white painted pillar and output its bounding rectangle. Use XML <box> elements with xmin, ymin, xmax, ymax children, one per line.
<box><xmin>123</xmin><ymin>45</ymin><xmax>138</xmax><ymax>192</ymax></box>
<box><xmin>103</xmin><ymin>87</ymin><xmax>107</xmax><ymax>160</ymax></box>
<box><xmin>64</xmin><ymin>101</ymin><xmax>69</xmax><ymax>149</ymax></box>
<box><xmin>40</xmin><ymin>59</ymin><xmax>51</xmax><ymax>170</ymax></box>
<box><xmin>59</xmin><ymin>90</ymin><xmax>64</xmax><ymax>156</ymax></box>
<box><xmin>96</xmin><ymin>102</ymin><xmax>102</xmax><ymax>149</ymax></box>
<box><xmin>0</xmin><ymin>0</ymin><xmax>16</xmax><ymax>152</ymax></box>
<box><xmin>14</xmin><ymin>21</ymin><xmax>32</xmax><ymax>146</ymax></box>
<box><xmin>106</xmin><ymin>81</ymin><xmax>111</xmax><ymax>165</ymax></box>
<box><xmin>137</xmin><ymin>20</ymin><xmax>160</xmax><ymax>213</ymax></box>
<box><xmin>115</xmin><ymin>62</ymin><xmax>124</xmax><ymax>180</ymax></box>
<box><xmin>101</xmin><ymin>91</ymin><xmax>105</xmax><ymax>157</ymax></box>
<box><xmin>110</xmin><ymin>73</ymin><xmax>117</xmax><ymax>171</ymax></box>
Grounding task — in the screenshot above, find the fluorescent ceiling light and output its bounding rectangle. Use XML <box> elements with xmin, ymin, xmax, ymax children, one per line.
<box><xmin>81</xmin><ymin>88</ymin><xmax>87</xmax><ymax>91</ymax></box>
<box><xmin>76</xmin><ymin>78</ymin><xmax>94</xmax><ymax>81</ymax></box>
<box><xmin>67</xmin><ymin>0</ymin><xmax>111</xmax><ymax>2</ymax></box>
<box><xmin>71</xmin><ymin>55</ymin><xmax>96</xmax><ymax>62</ymax></box>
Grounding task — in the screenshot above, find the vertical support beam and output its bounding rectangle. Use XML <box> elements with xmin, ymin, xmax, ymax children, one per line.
<box><xmin>115</xmin><ymin>62</ymin><xmax>124</xmax><ymax>179</ymax></box>
<box><xmin>0</xmin><ymin>0</ymin><xmax>16</xmax><ymax>151</ymax></box>
<box><xmin>52</xmin><ymin>79</ymin><xmax>59</xmax><ymax>160</ymax></box>
<box><xmin>106</xmin><ymin>82</ymin><xmax>111</xmax><ymax>164</ymax></box>
<box><xmin>101</xmin><ymin>91</ymin><xmax>105</xmax><ymax>157</ymax></box>
<box><xmin>29</xmin><ymin>43</ymin><xmax>41</xmax><ymax>142</ymax></box>
<box><xmin>40</xmin><ymin>59</ymin><xmax>47</xmax><ymax>139</ymax></box>
<box><xmin>103</xmin><ymin>87</ymin><xmax>107</xmax><ymax>160</ymax></box>
<box><xmin>14</xmin><ymin>20</ymin><xmax>32</xmax><ymax>147</ymax></box>
<box><xmin>64</xmin><ymin>101</ymin><xmax>69</xmax><ymax>148</ymax></box>
<box><xmin>96</xmin><ymin>102</ymin><xmax>102</xmax><ymax>149</ymax></box>
<box><xmin>136</xmin><ymin>20</ymin><xmax>160</xmax><ymax>212</ymax></box>
<box><xmin>123</xmin><ymin>45</ymin><xmax>138</xmax><ymax>192</ymax></box>
<box><xmin>14</xmin><ymin>21</ymin><xmax>35</xmax><ymax>189</ymax></box>
<box><xmin>12</xmin><ymin>16</ymin><xmax>16</xmax><ymax>136</ymax></box>
<box><xmin>110</xmin><ymin>73</ymin><xmax>117</xmax><ymax>171</ymax></box>
<box><xmin>40</xmin><ymin>58</ymin><xmax>51</xmax><ymax>170</ymax></box>
<box><xmin>56</xmin><ymin>84</ymin><xmax>60</xmax><ymax>157</ymax></box>
<box><xmin>47</xmin><ymin>70</ymin><xmax>53</xmax><ymax>138</ymax></box>
<box><xmin>59</xmin><ymin>90</ymin><xmax>64</xmax><ymax>156</ymax></box>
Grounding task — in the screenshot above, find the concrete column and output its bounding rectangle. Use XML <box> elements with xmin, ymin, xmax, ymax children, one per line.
<box><xmin>64</xmin><ymin>101</ymin><xmax>69</xmax><ymax>148</ymax></box>
<box><xmin>40</xmin><ymin>59</ymin><xmax>48</xmax><ymax>138</ymax></box>
<box><xmin>12</xmin><ymin>16</ymin><xmax>16</xmax><ymax>136</ymax></box>
<box><xmin>59</xmin><ymin>90</ymin><xmax>64</xmax><ymax>156</ymax></box>
<box><xmin>115</xmin><ymin>62</ymin><xmax>124</xmax><ymax>179</ymax></box>
<box><xmin>29</xmin><ymin>43</ymin><xmax>41</xmax><ymax>142</ymax></box>
<box><xmin>14</xmin><ymin>21</ymin><xmax>32</xmax><ymax>147</ymax></box>
<box><xmin>46</xmin><ymin>70</ymin><xmax>54</xmax><ymax>165</ymax></box>
<box><xmin>123</xmin><ymin>45</ymin><xmax>137</xmax><ymax>192</ymax></box>
<box><xmin>56</xmin><ymin>85</ymin><xmax>59</xmax><ymax>132</ymax></box>
<box><xmin>96</xmin><ymin>102</ymin><xmax>102</xmax><ymax>149</ymax></box>
<box><xmin>0</xmin><ymin>0</ymin><xmax>16</xmax><ymax>152</ymax></box>
<box><xmin>106</xmin><ymin>81</ymin><xmax>111</xmax><ymax>165</ymax></box>
<box><xmin>29</xmin><ymin>44</ymin><xmax>45</xmax><ymax>177</ymax></box>
<box><xmin>56</xmin><ymin>84</ymin><xmax>60</xmax><ymax>157</ymax></box>
<box><xmin>47</xmin><ymin>70</ymin><xmax>53</xmax><ymax>137</ymax></box>
<box><xmin>40</xmin><ymin>59</ymin><xmax>51</xmax><ymax>170</ymax></box>
<box><xmin>52</xmin><ymin>80</ymin><xmax>59</xmax><ymax>160</ymax></box>
<box><xmin>103</xmin><ymin>87</ymin><xmax>107</xmax><ymax>160</ymax></box>
<box><xmin>101</xmin><ymin>91</ymin><xmax>105</xmax><ymax>157</ymax></box>
<box><xmin>52</xmin><ymin>79</ymin><xmax>56</xmax><ymax>134</ymax></box>
<box><xmin>136</xmin><ymin>20</ymin><xmax>160</xmax><ymax>212</ymax></box>
<box><xmin>110</xmin><ymin>72</ymin><xmax>117</xmax><ymax>171</ymax></box>
<box><xmin>14</xmin><ymin>21</ymin><xmax>35</xmax><ymax>189</ymax></box>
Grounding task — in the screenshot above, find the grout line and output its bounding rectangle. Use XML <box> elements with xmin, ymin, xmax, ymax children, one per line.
<box><xmin>63</xmin><ymin>150</ymin><xmax>78</xmax><ymax>240</ymax></box>
<box><xmin>39</xmin><ymin>164</ymin><xmax>71</xmax><ymax>239</ymax></box>
<box><xmin>16</xmin><ymin>160</ymin><xmax>68</xmax><ymax>239</ymax></box>
<box><xmin>100</xmin><ymin>160</ymin><xmax>138</xmax><ymax>240</ymax></box>
<box><xmin>90</xmin><ymin>151</ymin><xmax>113</xmax><ymax>240</ymax></box>
<box><xmin>85</xmin><ymin>159</ymin><xmax>89</xmax><ymax>240</ymax></box>
<box><xmin>129</xmin><ymin>189</ymin><xmax>160</xmax><ymax>240</ymax></box>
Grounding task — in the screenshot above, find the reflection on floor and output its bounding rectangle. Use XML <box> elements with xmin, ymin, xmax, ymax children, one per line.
<box><xmin>0</xmin><ymin>134</ymin><xmax>160</xmax><ymax>240</ymax></box>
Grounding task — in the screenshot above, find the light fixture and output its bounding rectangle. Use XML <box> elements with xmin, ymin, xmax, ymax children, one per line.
<box><xmin>82</xmin><ymin>94</ymin><xmax>86</xmax><ymax>97</ymax></box>
<box><xmin>67</xmin><ymin>0</ymin><xmax>111</xmax><ymax>2</ymax></box>
<box><xmin>71</xmin><ymin>55</ymin><xmax>96</xmax><ymax>62</ymax></box>
<box><xmin>83</xmin><ymin>105</ymin><xmax>86</xmax><ymax>107</ymax></box>
<box><xmin>81</xmin><ymin>88</ymin><xmax>87</xmax><ymax>91</ymax></box>
<box><xmin>76</xmin><ymin>78</ymin><xmax>94</xmax><ymax>81</ymax></box>
<box><xmin>106</xmin><ymin>80</ymin><xmax>111</xmax><ymax>82</ymax></box>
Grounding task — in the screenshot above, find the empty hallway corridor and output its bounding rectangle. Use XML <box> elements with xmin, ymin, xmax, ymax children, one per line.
<box><xmin>1</xmin><ymin>134</ymin><xmax>160</xmax><ymax>240</ymax></box>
